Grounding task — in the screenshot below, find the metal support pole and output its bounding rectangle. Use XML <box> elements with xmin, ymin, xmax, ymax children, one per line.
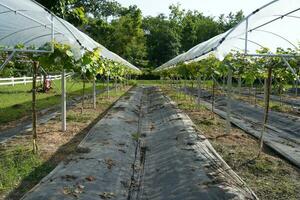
<box><xmin>226</xmin><ymin>67</ymin><xmax>233</xmax><ymax>134</ymax></box>
<box><xmin>282</xmin><ymin>56</ymin><xmax>300</xmax><ymax>84</ymax></box>
<box><xmin>0</xmin><ymin>51</ymin><xmax>16</xmax><ymax>71</ymax></box>
<box><xmin>93</xmin><ymin>78</ymin><xmax>96</xmax><ymax>109</ymax></box>
<box><xmin>245</xmin><ymin>18</ymin><xmax>249</xmax><ymax>54</ymax></box>
<box><xmin>61</xmin><ymin>70</ymin><xmax>66</xmax><ymax>132</ymax></box>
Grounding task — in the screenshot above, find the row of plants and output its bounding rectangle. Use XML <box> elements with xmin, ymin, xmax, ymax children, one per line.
<box><xmin>156</xmin><ymin>48</ymin><xmax>299</xmax><ymax>95</ymax></box>
<box><xmin>154</xmin><ymin>47</ymin><xmax>300</xmax><ymax>156</ymax></box>
<box><xmin>1</xmin><ymin>42</ymin><xmax>141</xmax><ymax>153</ymax></box>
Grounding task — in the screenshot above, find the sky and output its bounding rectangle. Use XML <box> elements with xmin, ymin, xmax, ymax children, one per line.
<box><xmin>115</xmin><ymin>0</ymin><xmax>272</xmax><ymax>17</ymax></box>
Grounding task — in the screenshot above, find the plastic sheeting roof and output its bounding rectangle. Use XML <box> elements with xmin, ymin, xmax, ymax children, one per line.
<box><xmin>0</xmin><ymin>0</ymin><xmax>140</xmax><ymax>71</ymax></box>
<box><xmin>156</xmin><ymin>0</ymin><xmax>300</xmax><ymax>71</ymax></box>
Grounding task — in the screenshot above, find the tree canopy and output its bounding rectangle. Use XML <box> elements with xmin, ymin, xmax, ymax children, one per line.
<box><xmin>36</xmin><ymin>0</ymin><xmax>244</xmax><ymax>69</ymax></box>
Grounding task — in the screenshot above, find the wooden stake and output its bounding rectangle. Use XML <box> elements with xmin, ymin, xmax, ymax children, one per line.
<box><xmin>212</xmin><ymin>77</ymin><xmax>215</xmax><ymax>119</ymax></box>
<box><xmin>254</xmin><ymin>86</ymin><xmax>257</xmax><ymax>107</ymax></box>
<box><xmin>238</xmin><ymin>75</ymin><xmax>242</xmax><ymax>95</ymax></box>
<box><xmin>93</xmin><ymin>78</ymin><xmax>96</xmax><ymax>109</ymax></box>
<box><xmin>259</xmin><ymin>66</ymin><xmax>272</xmax><ymax>157</ymax></box>
<box><xmin>226</xmin><ymin>67</ymin><xmax>233</xmax><ymax>134</ymax></box>
<box><xmin>197</xmin><ymin>76</ymin><xmax>201</xmax><ymax>106</ymax></box>
<box><xmin>115</xmin><ymin>78</ymin><xmax>117</xmax><ymax>93</ymax></box>
<box><xmin>32</xmin><ymin>61</ymin><xmax>39</xmax><ymax>154</ymax></box>
<box><xmin>81</xmin><ymin>80</ymin><xmax>85</xmax><ymax>113</ymax></box>
<box><xmin>107</xmin><ymin>74</ymin><xmax>110</xmax><ymax>99</ymax></box>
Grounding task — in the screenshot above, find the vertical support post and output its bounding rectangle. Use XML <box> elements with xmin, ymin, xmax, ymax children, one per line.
<box><xmin>184</xmin><ymin>78</ymin><xmax>187</xmax><ymax>99</ymax></box>
<box><xmin>296</xmin><ymin>79</ymin><xmax>298</xmax><ymax>97</ymax></box>
<box><xmin>93</xmin><ymin>78</ymin><xmax>96</xmax><ymax>109</ymax></box>
<box><xmin>61</xmin><ymin>69</ymin><xmax>66</xmax><ymax>132</ymax></box>
<box><xmin>32</xmin><ymin>61</ymin><xmax>39</xmax><ymax>154</ymax></box>
<box><xmin>107</xmin><ymin>73</ymin><xmax>110</xmax><ymax>99</ymax></box>
<box><xmin>254</xmin><ymin>86</ymin><xmax>257</xmax><ymax>107</ymax></box>
<box><xmin>115</xmin><ymin>78</ymin><xmax>117</xmax><ymax>93</ymax></box>
<box><xmin>24</xmin><ymin>76</ymin><xmax>26</xmax><ymax>85</ymax></box>
<box><xmin>11</xmin><ymin>77</ymin><xmax>14</xmax><ymax>86</ymax></box>
<box><xmin>197</xmin><ymin>76</ymin><xmax>201</xmax><ymax>106</ymax></box>
<box><xmin>82</xmin><ymin>80</ymin><xmax>85</xmax><ymax>112</ymax></box>
<box><xmin>238</xmin><ymin>75</ymin><xmax>242</xmax><ymax>95</ymax></box>
<box><xmin>297</xmin><ymin>67</ymin><xmax>300</xmax><ymax>97</ymax></box>
<box><xmin>211</xmin><ymin>76</ymin><xmax>215</xmax><ymax>119</ymax></box>
<box><xmin>226</xmin><ymin>67</ymin><xmax>233</xmax><ymax>134</ymax></box>
<box><xmin>259</xmin><ymin>66</ymin><xmax>272</xmax><ymax>156</ymax></box>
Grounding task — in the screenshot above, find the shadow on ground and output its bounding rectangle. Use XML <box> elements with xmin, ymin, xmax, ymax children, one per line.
<box><xmin>4</xmin><ymin>90</ymin><xmax>130</xmax><ymax>200</ymax></box>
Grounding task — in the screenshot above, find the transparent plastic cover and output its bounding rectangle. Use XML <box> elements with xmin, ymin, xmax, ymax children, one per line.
<box><xmin>157</xmin><ymin>0</ymin><xmax>300</xmax><ymax>71</ymax></box>
<box><xmin>0</xmin><ymin>0</ymin><xmax>139</xmax><ymax>71</ymax></box>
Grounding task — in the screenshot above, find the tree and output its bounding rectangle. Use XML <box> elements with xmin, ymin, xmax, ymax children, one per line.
<box><xmin>75</xmin><ymin>0</ymin><xmax>124</xmax><ymax>21</ymax></box>
<box><xmin>181</xmin><ymin>11</ymin><xmax>220</xmax><ymax>51</ymax></box>
<box><xmin>143</xmin><ymin>15</ymin><xmax>181</xmax><ymax>67</ymax></box>
<box><xmin>84</xmin><ymin>18</ymin><xmax>113</xmax><ymax>48</ymax></box>
<box><xmin>36</xmin><ymin>0</ymin><xmax>76</xmax><ymax>18</ymax></box>
<box><xmin>218</xmin><ymin>10</ymin><xmax>244</xmax><ymax>32</ymax></box>
<box><xmin>109</xmin><ymin>6</ymin><xmax>148</xmax><ymax>67</ymax></box>
<box><xmin>36</xmin><ymin>0</ymin><xmax>88</xmax><ymax>26</ymax></box>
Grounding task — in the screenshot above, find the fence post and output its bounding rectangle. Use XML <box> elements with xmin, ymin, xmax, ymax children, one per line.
<box><xmin>11</xmin><ymin>77</ymin><xmax>14</xmax><ymax>86</ymax></box>
<box><xmin>24</xmin><ymin>76</ymin><xmax>26</xmax><ymax>85</ymax></box>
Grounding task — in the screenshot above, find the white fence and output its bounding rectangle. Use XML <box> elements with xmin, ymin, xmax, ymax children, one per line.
<box><xmin>0</xmin><ymin>73</ymin><xmax>72</xmax><ymax>86</ymax></box>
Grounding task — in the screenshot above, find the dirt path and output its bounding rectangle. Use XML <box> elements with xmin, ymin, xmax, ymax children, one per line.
<box><xmin>21</xmin><ymin>86</ymin><xmax>256</xmax><ymax>200</ymax></box>
<box><xmin>185</xmin><ymin>87</ymin><xmax>300</xmax><ymax>168</ymax></box>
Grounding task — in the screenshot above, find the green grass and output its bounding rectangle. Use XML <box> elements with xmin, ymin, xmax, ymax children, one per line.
<box><xmin>66</xmin><ymin>111</ymin><xmax>92</xmax><ymax>123</ymax></box>
<box><xmin>0</xmin><ymin>146</ymin><xmax>52</xmax><ymax>193</ymax></box>
<box><xmin>0</xmin><ymin>79</ymin><xmax>109</xmax><ymax>124</ymax></box>
<box><xmin>136</xmin><ymin>80</ymin><xmax>165</xmax><ymax>85</ymax></box>
<box><xmin>131</xmin><ymin>133</ymin><xmax>140</xmax><ymax>141</ymax></box>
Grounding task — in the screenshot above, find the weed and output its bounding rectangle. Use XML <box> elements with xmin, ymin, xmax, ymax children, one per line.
<box><xmin>131</xmin><ymin>133</ymin><xmax>140</xmax><ymax>141</ymax></box>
